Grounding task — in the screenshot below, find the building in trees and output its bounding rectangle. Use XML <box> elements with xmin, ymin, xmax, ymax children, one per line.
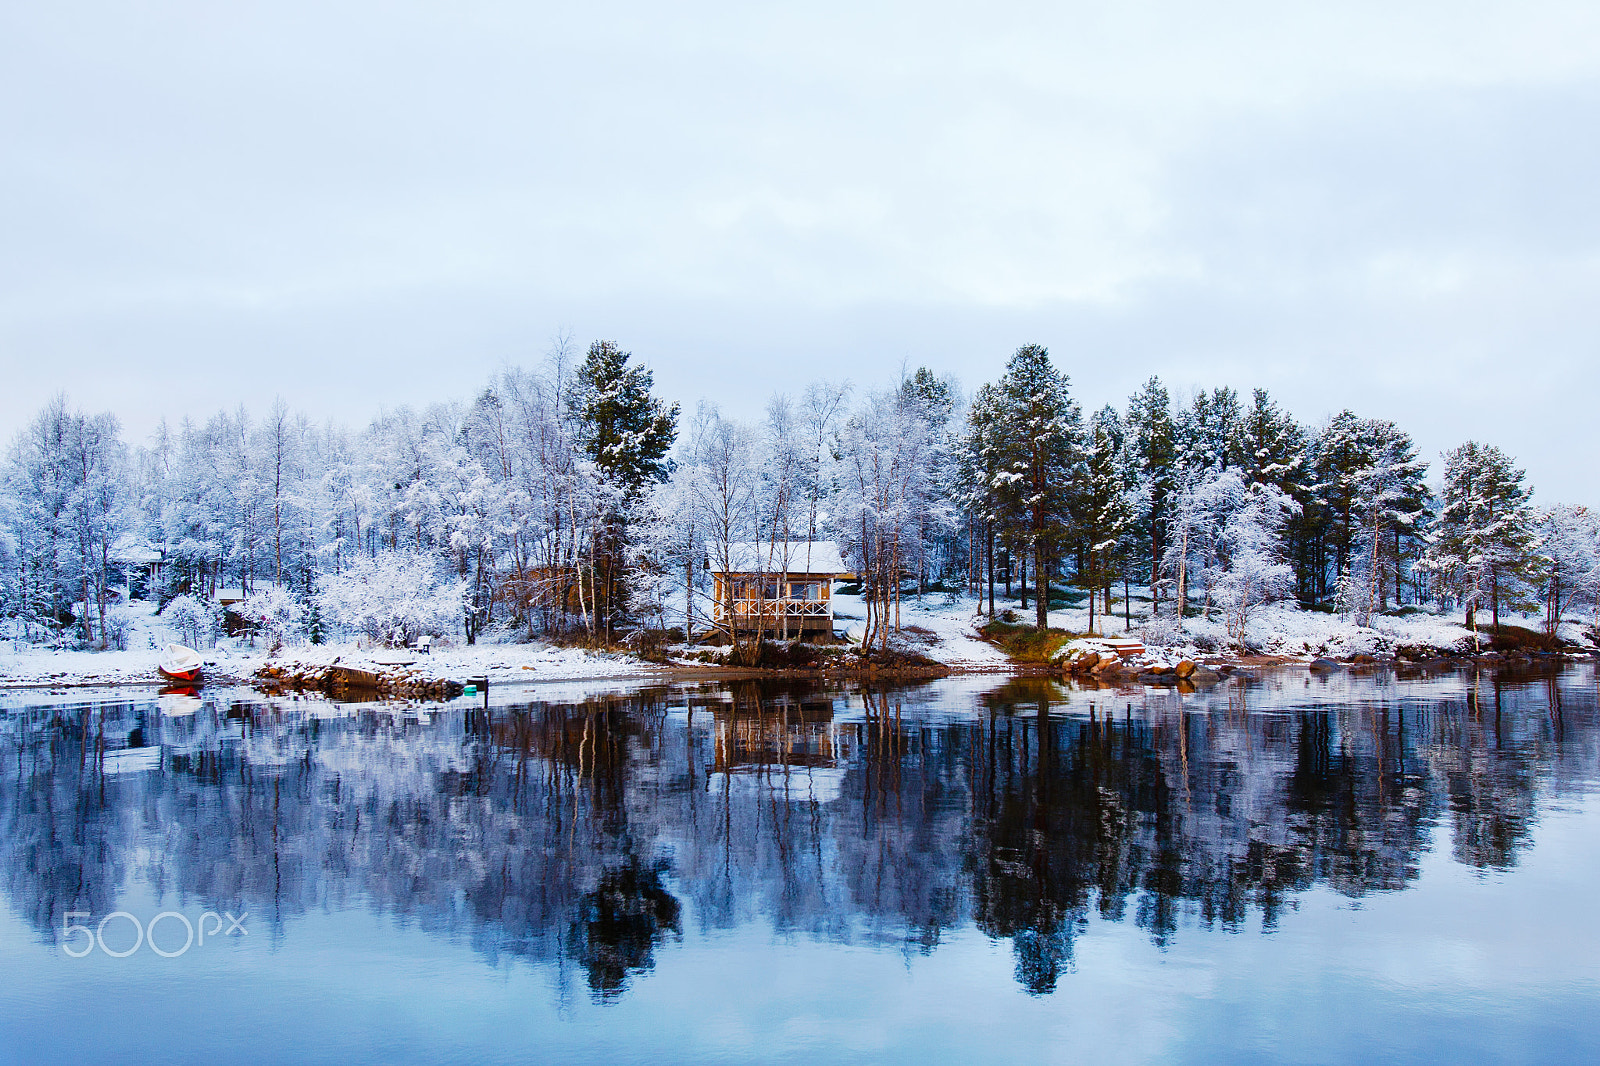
<box><xmin>707</xmin><ymin>541</ymin><xmax>850</xmax><ymax>639</ymax></box>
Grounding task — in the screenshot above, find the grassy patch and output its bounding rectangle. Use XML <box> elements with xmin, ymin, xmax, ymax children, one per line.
<box><xmin>1485</xmin><ymin>623</ymin><xmax>1563</xmax><ymax>652</ymax></box>
<box><xmin>978</xmin><ymin>618</ymin><xmax>1077</xmax><ymax>662</ymax></box>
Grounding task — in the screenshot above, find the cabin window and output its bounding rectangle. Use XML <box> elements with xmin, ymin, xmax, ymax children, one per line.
<box><xmin>790</xmin><ymin>583</ymin><xmax>821</xmax><ymax>601</ymax></box>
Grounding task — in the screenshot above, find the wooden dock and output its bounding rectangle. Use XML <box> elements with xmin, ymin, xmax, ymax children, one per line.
<box><xmin>330</xmin><ymin>665</ymin><xmax>382</xmax><ymax>689</ymax></box>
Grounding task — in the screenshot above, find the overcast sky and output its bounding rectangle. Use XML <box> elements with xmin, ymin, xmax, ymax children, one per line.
<box><xmin>3</xmin><ymin>1</ymin><xmax>1598</xmax><ymax>499</ymax></box>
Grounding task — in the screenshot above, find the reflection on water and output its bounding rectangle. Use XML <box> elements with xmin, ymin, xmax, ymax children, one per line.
<box><xmin>1</xmin><ymin>665</ymin><xmax>1598</xmax><ymax>1057</ymax></box>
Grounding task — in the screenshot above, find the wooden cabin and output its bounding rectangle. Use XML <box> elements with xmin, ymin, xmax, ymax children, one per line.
<box><xmin>706</xmin><ymin>541</ymin><xmax>850</xmax><ymax>638</ymax></box>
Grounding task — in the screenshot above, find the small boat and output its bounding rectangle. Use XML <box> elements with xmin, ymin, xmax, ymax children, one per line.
<box><xmin>158</xmin><ymin>643</ymin><xmax>204</xmax><ymax>683</ymax></box>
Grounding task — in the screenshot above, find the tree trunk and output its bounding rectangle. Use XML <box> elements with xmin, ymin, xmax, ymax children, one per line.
<box><xmin>1087</xmin><ymin>553</ymin><xmax>1096</xmax><ymax>635</ymax></box>
<box><xmin>1034</xmin><ymin>540</ymin><xmax>1048</xmax><ymax>630</ymax></box>
<box><xmin>986</xmin><ymin>524</ymin><xmax>995</xmax><ymax>618</ymax></box>
<box><xmin>684</xmin><ymin>551</ymin><xmax>694</xmax><ymax>640</ymax></box>
<box><xmin>1174</xmin><ymin>524</ymin><xmax>1190</xmax><ymax>627</ymax></box>
<box><xmin>1151</xmin><ymin>514</ymin><xmax>1162</xmax><ymax>617</ymax></box>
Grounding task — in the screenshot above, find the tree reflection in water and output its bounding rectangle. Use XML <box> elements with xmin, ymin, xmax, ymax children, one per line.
<box><xmin>0</xmin><ymin>664</ymin><xmax>1595</xmax><ymax>1000</ymax></box>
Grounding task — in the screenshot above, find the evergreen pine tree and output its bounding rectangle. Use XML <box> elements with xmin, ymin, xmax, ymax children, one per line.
<box><xmin>1420</xmin><ymin>441</ymin><xmax>1538</xmax><ymax>634</ymax></box>
<box><xmin>960</xmin><ymin>382</ymin><xmax>1012</xmax><ymax>618</ymax></box>
<box><xmin>991</xmin><ymin>345</ymin><xmax>1082</xmax><ymax>629</ymax></box>
<box><xmin>1175</xmin><ymin>387</ymin><xmax>1248</xmax><ymax>472</ymax></box>
<box><xmin>305</xmin><ymin>596</ymin><xmax>325</xmax><ymax>645</ymax></box>
<box><xmin>1075</xmin><ymin>405</ymin><xmax>1135</xmax><ymax>634</ymax></box>
<box><xmin>1124</xmin><ymin>376</ymin><xmax>1176</xmax><ymax>615</ymax></box>
<box><xmin>568</xmin><ymin>340</ymin><xmax>680</xmax><ymax>641</ymax></box>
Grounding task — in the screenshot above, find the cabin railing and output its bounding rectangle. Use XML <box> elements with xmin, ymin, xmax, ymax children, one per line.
<box><xmin>713</xmin><ymin>599</ymin><xmax>833</xmax><ymax>622</ymax></box>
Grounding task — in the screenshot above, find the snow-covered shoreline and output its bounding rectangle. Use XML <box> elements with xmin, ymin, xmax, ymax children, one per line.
<box><xmin>4</xmin><ymin>591</ymin><xmax>1592</xmax><ymax>692</ymax></box>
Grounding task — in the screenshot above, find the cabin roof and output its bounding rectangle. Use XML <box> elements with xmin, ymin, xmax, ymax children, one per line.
<box><xmin>707</xmin><ymin>541</ymin><xmax>848</xmax><ymax>576</ymax></box>
<box><xmin>111</xmin><ymin>536</ymin><xmax>162</xmax><ymax>565</ymax></box>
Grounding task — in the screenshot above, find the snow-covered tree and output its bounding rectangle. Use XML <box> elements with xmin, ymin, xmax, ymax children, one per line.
<box><xmin>567</xmin><ymin>340</ymin><xmax>680</xmax><ymax>642</ymax></box>
<box><xmin>1159</xmin><ymin>466</ymin><xmax>1214</xmax><ymax>623</ymax></box>
<box><xmin>1419</xmin><ymin>441</ymin><xmax>1539</xmax><ymax>636</ymax></box>
<box><xmin>1161</xmin><ymin>467</ymin><xmax>1295</xmax><ymax>635</ymax></box>
<box><xmin>1175</xmin><ymin>386</ymin><xmax>1247</xmax><ymax>472</ymax></box>
<box><xmin>836</xmin><ymin>386</ymin><xmax>944</xmax><ymax>648</ymax></box>
<box><xmin>1124</xmin><ymin>376</ymin><xmax>1177</xmax><ymax>616</ymax></box>
<box><xmin>1206</xmin><ymin>478</ymin><xmax>1297</xmax><ymax>648</ymax></box>
<box><xmin>316</xmin><ymin>550</ymin><xmax>467</xmax><ymax>646</ymax></box>
<box><xmin>959</xmin><ymin>380</ymin><xmax>1013</xmax><ymax>618</ymax></box>
<box><xmin>3</xmin><ymin>397</ymin><xmax>131</xmax><ymax>645</ymax></box>
<box><xmin>1074</xmin><ymin>406</ymin><xmax>1136</xmax><ymax>634</ymax></box>
<box><xmin>237</xmin><ymin>585</ymin><xmax>306</xmax><ymax>648</ymax></box>
<box><xmin>678</xmin><ymin>404</ymin><xmax>761</xmax><ymax>656</ymax></box>
<box><xmin>1535</xmin><ymin>505</ymin><xmax>1600</xmax><ymax>636</ymax></box>
<box><xmin>1335</xmin><ymin>420</ymin><xmax>1430</xmax><ymax>626</ymax></box>
<box><xmin>986</xmin><ymin>345</ymin><xmax>1082</xmax><ymax>628</ymax></box>
<box><xmin>161</xmin><ymin>594</ymin><xmax>218</xmax><ymax>650</ymax></box>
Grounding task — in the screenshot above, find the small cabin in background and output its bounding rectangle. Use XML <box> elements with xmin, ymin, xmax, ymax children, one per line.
<box><xmin>707</xmin><ymin>541</ymin><xmax>850</xmax><ymax>638</ymax></box>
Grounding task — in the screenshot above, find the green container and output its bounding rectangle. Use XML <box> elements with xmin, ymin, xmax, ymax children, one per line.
<box><xmin>464</xmin><ymin>684</ymin><xmax>477</xmax><ymax>696</ymax></box>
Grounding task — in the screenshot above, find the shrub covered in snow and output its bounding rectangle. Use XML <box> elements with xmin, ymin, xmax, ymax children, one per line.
<box><xmin>237</xmin><ymin>586</ymin><xmax>306</xmax><ymax>646</ymax></box>
<box><xmin>316</xmin><ymin>550</ymin><xmax>466</xmax><ymax>645</ymax></box>
<box><xmin>161</xmin><ymin>594</ymin><xmax>218</xmax><ymax>649</ymax></box>
<box><xmin>102</xmin><ymin>606</ymin><xmax>133</xmax><ymax>651</ymax></box>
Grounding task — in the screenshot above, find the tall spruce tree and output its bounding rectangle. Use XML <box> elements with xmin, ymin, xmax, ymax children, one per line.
<box><xmin>568</xmin><ymin>340</ymin><xmax>680</xmax><ymax>641</ymax></box>
<box><xmin>1420</xmin><ymin>441</ymin><xmax>1537</xmax><ymax>634</ymax></box>
<box><xmin>1175</xmin><ymin>387</ymin><xmax>1247</xmax><ymax>472</ymax></box>
<box><xmin>1125</xmin><ymin>376</ymin><xmax>1176</xmax><ymax>615</ymax></box>
<box><xmin>1240</xmin><ymin>389</ymin><xmax>1305</xmax><ymax>496</ymax></box>
<box><xmin>961</xmin><ymin>382</ymin><xmax>1011</xmax><ymax>617</ymax></box>
<box><xmin>1075</xmin><ymin>405</ymin><xmax>1134</xmax><ymax>634</ymax></box>
<box><xmin>991</xmin><ymin>345</ymin><xmax>1081</xmax><ymax>629</ymax></box>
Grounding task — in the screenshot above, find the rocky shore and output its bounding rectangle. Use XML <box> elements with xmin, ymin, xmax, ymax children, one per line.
<box><xmin>1057</xmin><ymin>641</ymin><xmax>1593</xmax><ymax>690</ymax></box>
<box><xmin>252</xmin><ymin>660</ymin><xmax>465</xmax><ymax>701</ymax></box>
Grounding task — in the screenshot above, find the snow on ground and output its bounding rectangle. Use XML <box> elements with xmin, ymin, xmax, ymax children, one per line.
<box><xmin>250</xmin><ymin>639</ymin><xmax>659</xmax><ymax>688</ymax></box>
<box><xmin>1159</xmin><ymin>603</ymin><xmax>1480</xmax><ymax>659</ymax></box>
<box><xmin>3</xmin><ymin>591</ymin><xmax>1591</xmax><ymax>691</ymax></box>
<box><xmin>961</xmin><ymin>590</ymin><xmax>1555</xmax><ymax>661</ymax></box>
<box><xmin>830</xmin><ymin>589</ymin><xmax>1013</xmax><ymax>669</ymax></box>
<box><xmin>0</xmin><ymin>636</ymin><xmax>660</xmax><ymax>690</ymax></box>
<box><xmin>0</xmin><ymin>599</ymin><xmax>659</xmax><ymax>689</ymax></box>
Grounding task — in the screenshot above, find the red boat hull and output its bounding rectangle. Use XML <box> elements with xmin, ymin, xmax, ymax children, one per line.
<box><xmin>159</xmin><ymin>666</ymin><xmax>202</xmax><ymax>683</ymax></box>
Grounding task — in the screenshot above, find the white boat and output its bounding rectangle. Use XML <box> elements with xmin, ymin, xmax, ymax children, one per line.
<box><xmin>158</xmin><ymin>643</ymin><xmax>204</xmax><ymax>682</ymax></box>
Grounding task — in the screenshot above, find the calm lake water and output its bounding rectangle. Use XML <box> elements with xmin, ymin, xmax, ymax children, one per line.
<box><xmin>2</xmin><ymin>666</ymin><xmax>1598</xmax><ymax>1065</ymax></box>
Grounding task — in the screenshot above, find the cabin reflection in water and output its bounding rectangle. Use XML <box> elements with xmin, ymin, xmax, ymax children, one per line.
<box><xmin>0</xmin><ymin>668</ymin><xmax>1595</xmax><ymax>1002</ymax></box>
<box><xmin>697</xmin><ymin>690</ymin><xmax>844</xmax><ymax>799</ymax></box>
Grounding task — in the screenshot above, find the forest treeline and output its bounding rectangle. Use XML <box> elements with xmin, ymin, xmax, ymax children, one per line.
<box><xmin>2</xmin><ymin>340</ymin><xmax>1596</xmax><ymax>650</ymax></box>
